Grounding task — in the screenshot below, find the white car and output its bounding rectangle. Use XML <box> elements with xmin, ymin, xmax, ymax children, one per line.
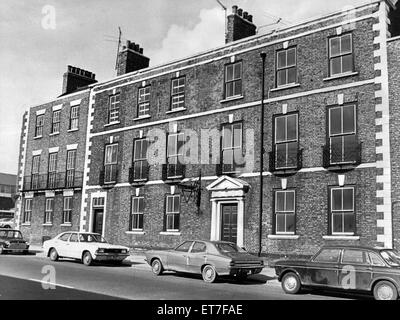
<box><xmin>43</xmin><ymin>232</ymin><xmax>130</xmax><ymax>266</ymax></box>
<box><xmin>0</xmin><ymin>217</ymin><xmax>14</xmax><ymax>228</ymax></box>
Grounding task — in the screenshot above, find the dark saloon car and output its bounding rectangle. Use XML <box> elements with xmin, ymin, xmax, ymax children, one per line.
<box><xmin>0</xmin><ymin>229</ymin><xmax>30</xmax><ymax>254</ymax></box>
<box><xmin>145</xmin><ymin>240</ymin><xmax>264</xmax><ymax>282</ymax></box>
<box><xmin>272</xmin><ymin>245</ymin><xmax>400</xmax><ymax>300</ymax></box>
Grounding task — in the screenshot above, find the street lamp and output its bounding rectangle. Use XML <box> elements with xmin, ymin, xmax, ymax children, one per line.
<box><xmin>258</xmin><ymin>52</ymin><xmax>266</xmax><ymax>257</ymax></box>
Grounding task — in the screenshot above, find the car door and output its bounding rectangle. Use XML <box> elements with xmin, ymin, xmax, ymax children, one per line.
<box><xmin>56</xmin><ymin>233</ymin><xmax>72</xmax><ymax>257</ymax></box>
<box><xmin>67</xmin><ymin>233</ymin><xmax>82</xmax><ymax>259</ymax></box>
<box><xmin>187</xmin><ymin>241</ymin><xmax>208</xmax><ymax>274</ymax></box>
<box><xmin>338</xmin><ymin>249</ymin><xmax>372</xmax><ymax>291</ymax></box>
<box><xmin>168</xmin><ymin>241</ymin><xmax>194</xmax><ymax>272</ymax></box>
<box><xmin>303</xmin><ymin>248</ymin><xmax>341</xmax><ymax>288</ymax></box>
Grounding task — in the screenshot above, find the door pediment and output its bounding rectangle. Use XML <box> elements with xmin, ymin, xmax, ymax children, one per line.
<box><xmin>206</xmin><ymin>176</ymin><xmax>250</xmax><ymax>198</ymax></box>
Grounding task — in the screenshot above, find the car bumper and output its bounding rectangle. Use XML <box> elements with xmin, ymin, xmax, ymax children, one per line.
<box><xmin>1</xmin><ymin>246</ymin><xmax>29</xmax><ymax>253</ymax></box>
<box><xmin>93</xmin><ymin>253</ymin><xmax>129</xmax><ymax>261</ymax></box>
<box><xmin>217</xmin><ymin>265</ymin><xmax>265</xmax><ymax>276</ymax></box>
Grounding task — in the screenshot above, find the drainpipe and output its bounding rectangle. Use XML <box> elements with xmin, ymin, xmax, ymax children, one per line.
<box><xmin>391</xmin><ymin>200</ymin><xmax>400</xmax><ymax>249</ymax></box>
<box><xmin>258</xmin><ymin>52</ymin><xmax>266</xmax><ymax>257</ymax></box>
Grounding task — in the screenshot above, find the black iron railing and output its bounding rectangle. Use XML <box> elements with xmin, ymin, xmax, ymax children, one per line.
<box><xmin>322</xmin><ymin>142</ymin><xmax>362</xmax><ymax>168</ymax></box>
<box><xmin>269</xmin><ymin>149</ymin><xmax>303</xmax><ymax>173</ymax></box>
<box><xmin>129</xmin><ymin>162</ymin><xmax>149</xmax><ymax>183</ymax></box>
<box><xmin>23</xmin><ymin>171</ymin><xmax>83</xmax><ymax>191</ymax></box>
<box><xmin>162</xmin><ymin>163</ymin><xmax>185</xmax><ymax>181</ymax></box>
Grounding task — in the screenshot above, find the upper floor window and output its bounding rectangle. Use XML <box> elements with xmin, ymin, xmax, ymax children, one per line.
<box><xmin>276</xmin><ymin>47</ymin><xmax>297</xmax><ymax>87</ymax></box>
<box><xmin>31</xmin><ymin>155</ymin><xmax>40</xmax><ymax>190</ymax></box>
<box><xmin>274</xmin><ymin>114</ymin><xmax>298</xmax><ymax>169</ymax></box>
<box><xmin>130</xmin><ymin>196</ymin><xmax>144</xmax><ymax>231</ymax></box>
<box><xmin>23</xmin><ymin>198</ymin><xmax>32</xmax><ymax>224</ymax></box>
<box><xmin>138</xmin><ymin>86</ymin><xmax>150</xmax><ymax>117</ymax></box>
<box><xmin>35</xmin><ymin>115</ymin><xmax>44</xmax><ymax>137</ymax></box>
<box><xmin>51</xmin><ymin>110</ymin><xmax>60</xmax><ymax>134</ymax></box>
<box><xmin>328</xmin><ymin>105</ymin><xmax>356</xmax><ymax>164</ymax></box>
<box><xmin>165</xmin><ymin>194</ymin><xmax>180</xmax><ymax>232</ymax></box>
<box><xmin>171</xmin><ymin>77</ymin><xmax>185</xmax><ymax>110</ymax></box>
<box><xmin>275</xmin><ymin>190</ymin><xmax>296</xmax><ymax>235</ymax></box>
<box><xmin>167</xmin><ymin>132</ymin><xmax>185</xmax><ymax>178</ymax></box>
<box><xmin>132</xmin><ymin>138</ymin><xmax>148</xmax><ymax>181</ymax></box>
<box><xmin>44</xmin><ymin>197</ymin><xmax>54</xmax><ymax>224</ymax></box>
<box><xmin>329</xmin><ymin>34</ymin><xmax>353</xmax><ymax>77</ymax></box>
<box><xmin>225</xmin><ymin>62</ymin><xmax>242</xmax><ymax>99</ymax></box>
<box><xmin>108</xmin><ymin>93</ymin><xmax>120</xmax><ymax>123</ymax></box>
<box><xmin>330</xmin><ymin>187</ymin><xmax>355</xmax><ymax>235</ymax></box>
<box><xmin>63</xmin><ymin>196</ymin><xmax>73</xmax><ymax>224</ymax></box>
<box><xmin>222</xmin><ymin>122</ymin><xmax>242</xmax><ymax>174</ymax></box>
<box><xmin>66</xmin><ymin>150</ymin><xmax>76</xmax><ymax>188</ymax></box>
<box><xmin>104</xmin><ymin>143</ymin><xmax>118</xmax><ymax>184</ymax></box>
<box><xmin>69</xmin><ymin>106</ymin><xmax>79</xmax><ymax>130</ymax></box>
<box><xmin>47</xmin><ymin>152</ymin><xmax>58</xmax><ymax>189</ymax></box>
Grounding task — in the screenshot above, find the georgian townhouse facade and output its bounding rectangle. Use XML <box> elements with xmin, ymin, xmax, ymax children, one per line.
<box><xmin>16</xmin><ymin>66</ymin><xmax>96</xmax><ymax>244</ymax></box>
<box><xmin>16</xmin><ymin>0</ymin><xmax>400</xmax><ymax>259</ymax></box>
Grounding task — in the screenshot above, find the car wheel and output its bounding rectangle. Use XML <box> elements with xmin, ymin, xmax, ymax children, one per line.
<box><xmin>151</xmin><ymin>259</ymin><xmax>164</xmax><ymax>275</ymax></box>
<box><xmin>82</xmin><ymin>251</ymin><xmax>93</xmax><ymax>266</ymax></box>
<box><xmin>202</xmin><ymin>265</ymin><xmax>217</xmax><ymax>283</ymax></box>
<box><xmin>373</xmin><ymin>281</ymin><xmax>398</xmax><ymax>300</ymax></box>
<box><xmin>49</xmin><ymin>248</ymin><xmax>59</xmax><ymax>261</ymax></box>
<box><xmin>281</xmin><ymin>272</ymin><xmax>301</xmax><ymax>294</ymax></box>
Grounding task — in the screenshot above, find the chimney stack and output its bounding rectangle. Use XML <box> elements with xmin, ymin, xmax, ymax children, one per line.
<box><xmin>62</xmin><ymin>66</ymin><xmax>97</xmax><ymax>95</ymax></box>
<box><xmin>116</xmin><ymin>40</ymin><xmax>150</xmax><ymax>76</ymax></box>
<box><xmin>226</xmin><ymin>5</ymin><xmax>257</xmax><ymax>44</ymax></box>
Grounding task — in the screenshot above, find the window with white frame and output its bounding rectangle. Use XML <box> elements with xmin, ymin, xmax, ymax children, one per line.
<box><xmin>31</xmin><ymin>155</ymin><xmax>40</xmax><ymax>189</ymax></box>
<box><xmin>138</xmin><ymin>86</ymin><xmax>150</xmax><ymax>117</ymax></box>
<box><xmin>44</xmin><ymin>198</ymin><xmax>54</xmax><ymax>224</ymax></box>
<box><xmin>275</xmin><ymin>114</ymin><xmax>298</xmax><ymax>169</ymax></box>
<box><xmin>63</xmin><ymin>196</ymin><xmax>72</xmax><ymax>224</ymax></box>
<box><xmin>165</xmin><ymin>194</ymin><xmax>180</xmax><ymax>231</ymax></box>
<box><xmin>329</xmin><ymin>33</ymin><xmax>353</xmax><ymax>76</ymax></box>
<box><xmin>276</xmin><ymin>47</ymin><xmax>297</xmax><ymax>87</ymax></box>
<box><xmin>275</xmin><ymin>190</ymin><xmax>296</xmax><ymax>234</ymax></box>
<box><xmin>330</xmin><ymin>187</ymin><xmax>355</xmax><ymax>235</ymax></box>
<box><xmin>51</xmin><ymin>110</ymin><xmax>60</xmax><ymax>134</ymax></box>
<box><xmin>130</xmin><ymin>196</ymin><xmax>144</xmax><ymax>230</ymax></box>
<box><xmin>133</xmin><ymin>138</ymin><xmax>148</xmax><ymax>181</ymax></box>
<box><xmin>35</xmin><ymin>115</ymin><xmax>44</xmax><ymax>137</ymax></box>
<box><xmin>167</xmin><ymin>133</ymin><xmax>185</xmax><ymax>178</ymax></box>
<box><xmin>69</xmin><ymin>106</ymin><xmax>79</xmax><ymax>130</ymax></box>
<box><xmin>328</xmin><ymin>105</ymin><xmax>356</xmax><ymax>164</ymax></box>
<box><xmin>104</xmin><ymin>143</ymin><xmax>118</xmax><ymax>183</ymax></box>
<box><xmin>66</xmin><ymin>150</ymin><xmax>76</xmax><ymax>188</ymax></box>
<box><xmin>47</xmin><ymin>152</ymin><xmax>58</xmax><ymax>189</ymax></box>
<box><xmin>225</xmin><ymin>61</ymin><xmax>242</xmax><ymax>98</ymax></box>
<box><xmin>108</xmin><ymin>93</ymin><xmax>120</xmax><ymax>123</ymax></box>
<box><xmin>222</xmin><ymin>122</ymin><xmax>242</xmax><ymax>174</ymax></box>
<box><xmin>23</xmin><ymin>199</ymin><xmax>32</xmax><ymax>224</ymax></box>
<box><xmin>171</xmin><ymin>77</ymin><xmax>185</xmax><ymax>110</ymax></box>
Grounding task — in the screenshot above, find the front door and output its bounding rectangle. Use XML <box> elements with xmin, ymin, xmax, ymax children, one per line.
<box><xmin>221</xmin><ymin>204</ymin><xmax>238</xmax><ymax>243</ymax></box>
<box><xmin>92</xmin><ymin>208</ymin><xmax>104</xmax><ymax>235</ymax></box>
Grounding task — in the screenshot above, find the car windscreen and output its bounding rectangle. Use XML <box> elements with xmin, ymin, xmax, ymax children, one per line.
<box><xmin>215</xmin><ymin>243</ymin><xmax>244</xmax><ymax>253</ymax></box>
<box><xmin>380</xmin><ymin>250</ymin><xmax>400</xmax><ymax>267</ymax></box>
<box><xmin>79</xmin><ymin>234</ymin><xmax>107</xmax><ymax>243</ymax></box>
<box><xmin>0</xmin><ymin>230</ymin><xmax>22</xmax><ymax>239</ymax></box>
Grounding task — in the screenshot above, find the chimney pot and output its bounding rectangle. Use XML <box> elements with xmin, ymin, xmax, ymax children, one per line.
<box><xmin>225</xmin><ymin>6</ymin><xmax>257</xmax><ymax>43</ymax></box>
<box><xmin>238</xmin><ymin>8</ymin><xmax>243</xmax><ymax>16</ymax></box>
<box><xmin>248</xmin><ymin>15</ymin><xmax>253</xmax><ymax>23</ymax></box>
<box><xmin>139</xmin><ymin>47</ymin><xmax>144</xmax><ymax>54</ymax></box>
<box><xmin>243</xmin><ymin>11</ymin><xmax>248</xmax><ymax>19</ymax></box>
<box><xmin>134</xmin><ymin>44</ymin><xmax>140</xmax><ymax>52</ymax></box>
<box><xmin>116</xmin><ymin>39</ymin><xmax>150</xmax><ymax>76</ymax></box>
<box><xmin>232</xmin><ymin>5</ymin><xmax>238</xmax><ymax>14</ymax></box>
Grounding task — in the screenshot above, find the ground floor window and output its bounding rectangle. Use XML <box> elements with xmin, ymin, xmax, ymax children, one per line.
<box><xmin>165</xmin><ymin>195</ymin><xmax>180</xmax><ymax>232</ymax></box>
<box><xmin>330</xmin><ymin>186</ymin><xmax>355</xmax><ymax>235</ymax></box>
<box><xmin>23</xmin><ymin>199</ymin><xmax>32</xmax><ymax>224</ymax></box>
<box><xmin>44</xmin><ymin>198</ymin><xmax>54</xmax><ymax>224</ymax></box>
<box><xmin>63</xmin><ymin>197</ymin><xmax>72</xmax><ymax>224</ymax></box>
<box><xmin>275</xmin><ymin>190</ymin><xmax>296</xmax><ymax>234</ymax></box>
<box><xmin>131</xmin><ymin>197</ymin><xmax>144</xmax><ymax>230</ymax></box>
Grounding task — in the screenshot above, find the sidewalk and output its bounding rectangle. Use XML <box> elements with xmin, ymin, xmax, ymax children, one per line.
<box><xmin>29</xmin><ymin>245</ymin><xmax>279</xmax><ymax>282</ymax></box>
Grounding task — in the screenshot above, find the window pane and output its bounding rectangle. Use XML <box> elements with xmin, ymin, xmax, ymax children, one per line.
<box><xmin>173</xmin><ymin>196</ymin><xmax>180</xmax><ymax>213</ymax></box>
<box><xmin>226</xmin><ymin>65</ymin><xmax>233</xmax><ymax>81</ymax></box>
<box><xmin>287</xmin><ymin>48</ymin><xmax>296</xmax><ymax>66</ymax></box>
<box><xmin>342</xmin><ymin>55</ymin><xmax>353</xmax><ymax>73</ymax></box>
<box><xmin>138</xmin><ymin>198</ymin><xmax>144</xmax><ymax>212</ymax></box>
<box><xmin>287</xmin><ymin>142</ymin><xmax>298</xmax><ymax>167</ymax></box>
<box><xmin>330</xmin><ymin>108</ymin><xmax>342</xmax><ymax>135</ymax></box>
<box><xmin>314</xmin><ymin>249</ymin><xmax>341</xmax><ymax>263</ymax></box>
<box><xmin>277</xmin><ymin>70</ymin><xmax>287</xmax><ymax>86</ymax></box>
<box><xmin>287</xmin><ymin>115</ymin><xmax>297</xmax><ymax>140</ymax></box>
<box><xmin>341</xmin><ymin>34</ymin><xmax>352</xmax><ymax>54</ymax></box>
<box><xmin>286</xmin><ymin>214</ymin><xmax>295</xmax><ymax>233</ymax></box>
<box><xmin>343</xmin><ymin>188</ymin><xmax>354</xmax><ymax>210</ymax></box>
<box><xmin>176</xmin><ymin>241</ymin><xmax>192</xmax><ymax>252</ymax></box>
<box><xmin>330</xmin><ymin>57</ymin><xmax>342</xmax><ymax>76</ymax></box>
<box><xmin>276</xmin><ymin>192</ymin><xmax>285</xmax><ymax>211</ymax></box>
<box><xmin>134</xmin><ymin>140</ymin><xmax>142</xmax><ymax>161</ymax></box>
<box><xmin>344</xmin><ymin>212</ymin><xmax>355</xmax><ymax>233</ymax></box>
<box><xmin>286</xmin><ymin>191</ymin><xmax>295</xmax><ymax>211</ymax></box>
<box><xmin>226</xmin><ymin>82</ymin><xmax>233</xmax><ymax>98</ymax></box>
<box><xmin>332</xmin><ymin>189</ymin><xmax>342</xmax><ymax>211</ymax></box>
<box><xmin>344</xmin><ymin>135</ymin><xmax>357</xmax><ymax>162</ymax></box>
<box><xmin>275</xmin><ymin>117</ymin><xmax>286</xmax><ymax>142</ymax></box>
<box><xmin>332</xmin><ymin>212</ymin><xmax>343</xmax><ymax>233</ymax></box>
<box><xmin>277</xmin><ymin>51</ymin><xmax>286</xmax><ymax>69</ymax></box>
<box><xmin>223</xmin><ymin>149</ymin><xmax>233</xmax><ymax>165</ymax></box>
<box><xmin>233</xmin><ymin>124</ymin><xmax>241</xmax><ymax>148</ymax></box>
<box><xmin>168</xmin><ymin>135</ymin><xmax>176</xmax><ymax>156</ymax></box>
<box><xmin>234</xmin><ymin>80</ymin><xmax>242</xmax><ymax>96</ymax></box>
<box><xmin>233</xmin><ymin>63</ymin><xmax>241</xmax><ymax>80</ymax></box>
<box><xmin>342</xmin><ymin>250</ymin><xmax>365</xmax><ymax>264</ymax></box>
<box><xmin>343</xmin><ymin>105</ymin><xmax>355</xmax><ymax>133</ymax></box>
<box><xmin>276</xmin><ymin>144</ymin><xmax>287</xmax><ymax>168</ymax></box>
<box><xmin>223</xmin><ymin>126</ymin><xmax>232</xmax><ymax>149</ymax></box>
<box><xmin>173</xmin><ymin>214</ymin><xmax>180</xmax><ymax>230</ymax></box>
<box><xmin>330</xmin><ymin>37</ymin><xmax>341</xmax><ymax>56</ymax></box>
<box><xmin>276</xmin><ymin>214</ymin><xmax>286</xmax><ymax>233</ymax></box>
<box><xmin>331</xmin><ymin>136</ymin><xmax>343</xmax><ymax>163</ymax></box>
<box><xmin>167</xmin><ymin>197</ymin><xmax>173</xmax><ymax>213</ymax></box>
<box><xmin>287</xmin><ymin>67</ymin><xmax>297</xmax><ymax>84</ymax></box>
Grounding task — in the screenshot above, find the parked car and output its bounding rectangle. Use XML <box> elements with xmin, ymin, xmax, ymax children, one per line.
<box><xmin>272</xmin><ymin>245</ymin><xmax>400</xmax><ymax>300</ymax></box>
<box><xmin>0</xmin><ymin>229</ymin><xmax>30</xmax><ymax>254</ymax></box>
<box><xmin>43</xmin><ymin>232</ymin><xmax>130</xmax><ymax>266</ymax></box>
<box><xmin>145</xmin><ymin>240</ymin><xmax>264</xmax><ymax>283</ymax></box>
<box><xmin>0</xmin><ymin>217</ymin><xmax>14</xmax><ymax>228</ymax></box>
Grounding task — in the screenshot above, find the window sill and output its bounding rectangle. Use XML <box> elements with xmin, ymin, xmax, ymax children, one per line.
<box><xmin>33</xmin><ymin>136</ymin><xmax>42</xmax><ymax>140</ymax></box>
<box><xmin>166</xmin><ymin>108</ymin><xmax>187</xmax><ymax>114</ymax></box>
<box><xmin>159</xmin><ymin>232</ymin><xmax>181</xmax><ymax>236</ymax></box>
<box><xmin>60</xmin><ymin>223</ymin><xmax>72</xmax><ymax>227</ymax></box>
<box><xmin>21</xmin><ymin>223</ymin><xmax>31</xmax><ymax>227</ymax></box>
<box><xmin>104</xmin><ymin>121</ymin><xmax>121</xmax><ymax>127</ymax></box>
<box><xmin>220</xmin><ymin>95</ymin><xmax>244</xmax><ymax>103</ymax></box>
<box><xmin>126</xmin><ymin>231</ymin><xmax>146</xmax><ymax>235</ymax></box>
<box><xmin>133</xmin><ymin>115</ymin><xmax>151</xmax><ymax>121</ymax></box>
<box><xmin>49</xmin><ymin>132</ymin><xmax>59</xmax><ymax>136</ymax></box>
<box><xmin>67</xmin><ymin>128</ymin><xmax>79</xmax><ymax>133</ymax></box>
<box><xmin>42</xmin><ymin>223</ymin><xmax>53</xmax><ymax>227</ymax></box>
<box><xmin>323</xmin><ymin>235</ymin><xmax>360</xmax><ymax>240</ymax></box>
<box><xmin>268</xmin><ymin>235</ymin><xmax>300</xmax><ymax>240</ymax></box>
<box><xmin>323</xmin><ymin>72</ymin><xmax>358</xmax><ymax>81</ymax></box>
<box><xmin>270</xmin><ymin>83</ymin><xmax>301</xmax><ymax>92</ymax></box>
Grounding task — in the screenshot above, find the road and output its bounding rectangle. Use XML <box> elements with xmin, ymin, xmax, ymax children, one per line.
<box><xmin>0</xmin><ymin>253</ymin><xmax>370</xmax><ymax>300</ymax></box>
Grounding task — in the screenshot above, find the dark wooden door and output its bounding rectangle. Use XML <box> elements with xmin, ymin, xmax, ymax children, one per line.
<box><xmin>92</xmin><ymin>208</ymin><xmax>104</xmax><ymax>235</ymax></box>
<box><xmin>221</xmin><ymin>204</ymin><xmax>238</xmax><ymax>243</ymax></box>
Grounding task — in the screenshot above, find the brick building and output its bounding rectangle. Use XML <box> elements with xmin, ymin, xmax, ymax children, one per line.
<box><xmin>16</xmin><ymin>0</ymin><xmax>400</xmax><ymax>258</ymax></box>
<box><xmin>0</xmin><ymin>173</ymin><xmax>17</xmax><ymax>219</ymax></box>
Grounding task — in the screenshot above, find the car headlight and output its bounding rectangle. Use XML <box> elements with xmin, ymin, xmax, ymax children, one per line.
<box><xmin>4</xmin><ymin>241</ymin><xmax>10</xmax><ymax>248</ymax></box>
<box><xmin>96</xmin><ymin>248</ymin><xmax>105</xmax><ymax>253</ymax></box>
<box><xmin>122</xmin><ymin>249</ymin><xmax>128</xmax><ymax>254</ymax></box>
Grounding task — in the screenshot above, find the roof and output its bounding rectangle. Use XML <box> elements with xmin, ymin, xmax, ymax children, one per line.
<box><xmin>0</xmin><ymin>173</ymin><xmax>16</xmax><ymax>186</ymax></box>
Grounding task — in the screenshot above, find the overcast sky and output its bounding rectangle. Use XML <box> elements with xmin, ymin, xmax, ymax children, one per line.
<box><xmin>0</xmin><ymin>0</ymin><xmax>369</xmax><ymax>175</ymax></box>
